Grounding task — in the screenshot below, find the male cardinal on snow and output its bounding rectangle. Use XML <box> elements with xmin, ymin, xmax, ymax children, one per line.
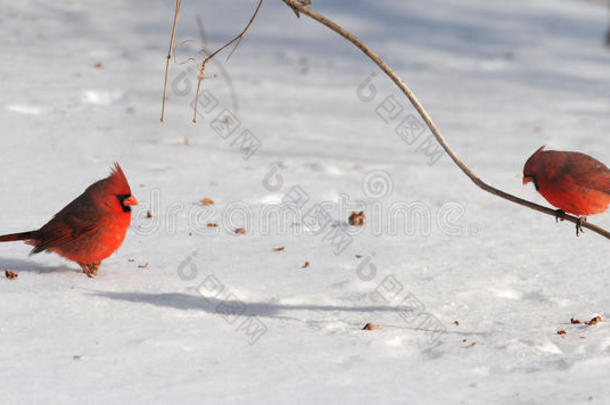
<box><xmin>0</xmin><ymin>163</ymin><xmax>137</xmax><ymax>277</ymax></box>
<box><xmin>523</xmin><ymin>146</ymin><xmax>610</xmax><ymax>236</ymax></box>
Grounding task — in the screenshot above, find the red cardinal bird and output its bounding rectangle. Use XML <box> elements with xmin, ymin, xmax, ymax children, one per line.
<box><xmin>0</xmin><ymin>163</ymin><xmax>137</xmax><ymax>277</ymax></box>
<box><xmin>523</xmin><ymin>146</ymin><xmax>610</xmax><ymax>236</ymax></box>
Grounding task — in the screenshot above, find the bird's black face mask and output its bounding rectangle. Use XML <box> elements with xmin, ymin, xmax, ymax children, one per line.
<box><xmin>116</xmin><ymin>194</ymin><xmax>133</xmax><ymax>213</ymax></box>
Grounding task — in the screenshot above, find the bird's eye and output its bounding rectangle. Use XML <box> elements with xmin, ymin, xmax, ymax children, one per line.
<box><xmin>116</xmin><ymin>194</ymin><xmax>131</xmax><ymax>203</ymax></box>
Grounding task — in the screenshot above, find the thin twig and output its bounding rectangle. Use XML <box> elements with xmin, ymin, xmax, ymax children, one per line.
<box><xmin>282</xmin><ymin>0</ymin><xmax>610</xmax><ymax>241</ymax></box>
<box><xmin>192</xmin><ymin>0</ymin><xmax>263</xmax><ymax>122</ymax></box>
<box><xmin>196</xmin><ymin>15</ymin><xmax>240</xmax><ymax>116</ymax></box>
<box><xmin>161</xmin><ymin>0</ymin><xmax>182</xmax><ymax>122</ymax></box>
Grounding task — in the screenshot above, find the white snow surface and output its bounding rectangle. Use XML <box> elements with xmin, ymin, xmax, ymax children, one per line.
<box><xmin>2</xmin><ymin>0</ymin><xmax>610</xmax><ymax>403</ymax></box>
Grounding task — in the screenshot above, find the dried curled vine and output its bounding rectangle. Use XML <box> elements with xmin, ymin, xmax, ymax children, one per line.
<box><xmin>160</xmin><ymin>0</ymin><xmax>262</xmax><ymax>123</ymax></box>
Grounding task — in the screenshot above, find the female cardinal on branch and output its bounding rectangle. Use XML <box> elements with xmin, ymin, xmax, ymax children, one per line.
<box><xmin>0</xmin><ymin>163</ymin><xmax>137</xmax><ymax>277</ymax></box>
<box><xmin>523</xmin><ymin>146</ymin><xmax>610</xmax><ymax>236</ymax></box>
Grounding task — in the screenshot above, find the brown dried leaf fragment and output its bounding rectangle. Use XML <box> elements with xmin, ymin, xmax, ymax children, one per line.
<box><xmin>235</xmin><ymin>228</ymin><xmax>246</xmax><ymax>234</ymax></box>
<box><xmin>201</xmin><ymin>198</ymin><xmax>214</xmax><ymax>206</ymax></box>
<box><xmin>5</xmin><ymin>270</ymin><xmax>18</xmax><ymax>280</ymax></box>
<box><xmin>301</xmin><ymin>261</ymin><xmax>310</xmax><ymax>269</ymax></box>
<box><xmin>586</xmin><ymin>316</ymin><xmax>602</xmax><ymax>326</ymax></box>
<box><xmin>137</xmin><ymin>263</ymin><xmax>149</xmax><ymax>269</ymax></box>
<box><xmin>274</xmin><ymin>246</ymin><xmax>285</xmax><ymax>252</ymax></box>
<box><xmin>207</xmin><ymin>223</ymin><xmax>219</xmax><ymax>228</ymax></box>
<box><xmin>348</xmin><ymin>211</ymin><xmax>365</xmax><ymax>226</ymax></box>
<box><xmin>557</xmin><ymin>330</ymin><xmax>566</xmax><ymax>335</ymax></box>
<box><xmin>570</xmin><ymin>318</ymin><xmax>582</xmax><ymax>324</ymax></box>
<box><xmin>362</xmin><ymin>323</ymin><xmax>381</xmax><ymax>331</ymax></box>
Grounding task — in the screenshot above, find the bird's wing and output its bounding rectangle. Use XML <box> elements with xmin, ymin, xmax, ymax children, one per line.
<box><xmin>31</xmin><ymin>194</ymin><xmax>103</xmax><ymax>254</ymax></box>
<box><xmin>565</xmin><ymin>152</ymin><xmax>610</xmax><ymax>195</ymax></box>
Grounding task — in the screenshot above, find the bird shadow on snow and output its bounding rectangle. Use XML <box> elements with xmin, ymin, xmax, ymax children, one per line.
<box><xmin>0</xmin><ymin>257</ymin><xmax>73</xmax><ymax>274</ymax></box>
<box><xmin>89</xmin><ymin>291</ymin><xmax>485</xmax><ymax>337</ymax></box>
<box><xmin>91</xmin><ymin>291</ymin><xmax>400</xmax><ymax>316</ymax></box>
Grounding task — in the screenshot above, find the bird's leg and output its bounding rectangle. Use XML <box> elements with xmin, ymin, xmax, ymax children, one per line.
<box><xmin>88</xmin><ymin>262</ymin><xmax>101</xmax><ymax>276</ymax></box>
<box><xmin>575</xmin><ymin>216</ymin><xmax>587</xmax><ymax>237</ymax></box>
<box><xmin>554</xmin><ymin>209</ymin><xmax>566</xmax><ymax>223</ymax></box>
<box><xmin>79</xmin><ymin>262</ymin><xmax>94</xmax><ymax>277</ymax></box>
<box><xmin>78</xmin><ymin>262</ymin><xmax>100</xmax><ymax>277</ymax></box>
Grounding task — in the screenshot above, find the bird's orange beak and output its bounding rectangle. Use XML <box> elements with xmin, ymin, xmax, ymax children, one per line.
<box><xmin>124</xmin><ymin>195</ymin><xmax>138</xmax><ymax>206</ymax></box>
<box><xmin>523</xmin><ymin>177</ymin><xmax>532</xmax><ymax>185</ymax></box>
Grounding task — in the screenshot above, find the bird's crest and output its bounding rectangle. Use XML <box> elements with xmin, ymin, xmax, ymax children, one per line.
<box><xmin>108</xmin><ymin>162</ymin><xmax>132</xmax><ymax>194</ymax></box>
<box><xmin>525</xmin><ymin>145</ymin><xmax>546</xmax><ymax>166</ymax></box>
<box><xmin>533</xmin><ymin>145</ymin><xmax>546</xmax><ymax>157</ymax></box>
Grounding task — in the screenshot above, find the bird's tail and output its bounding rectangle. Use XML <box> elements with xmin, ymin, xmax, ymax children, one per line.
<box><xmin>0</xmin><ymin>231</ymin><xmax>35</xmax><ymax>242</ymax></box>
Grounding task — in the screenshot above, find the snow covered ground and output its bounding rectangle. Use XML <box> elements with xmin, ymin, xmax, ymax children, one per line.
<box><xmin>1</xmin><ymin>0</ymin><xmax>610</xmax><ymax>403</ymax></box>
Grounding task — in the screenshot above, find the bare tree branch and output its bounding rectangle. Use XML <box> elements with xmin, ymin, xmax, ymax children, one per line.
<box><xmin>282</xmin><ymin>0</ymin><xmax>610</xmax><ymax>241</ymax></box>
<box><xmin>161</xmin><ymin>0</ymin><xmax>182</xmax><ymax>122</ymax></box>
<box><xmin>287</xmin><ymin>0</ymin><xmax>310</xmax><ymax>18</ymax></box>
